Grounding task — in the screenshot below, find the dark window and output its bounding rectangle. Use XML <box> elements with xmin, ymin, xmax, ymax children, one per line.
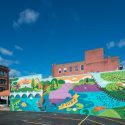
<box><xmin>75</xmin><ymin>66</ymin><xmax>78</xmax><ymax>71</ymax></box>
<box><xmin>0</xmin><ymin>87</ymin><xmax>5</xmax><ymax>92</ymax></box>
<box><xmin>69</xmin><ymin>67</ymin><xmax>72</xmax><ymax>72</ymax></box>
<box><xmin>58</xmin><ymin>68</ymin><xmax>61</xmax><ymax>74</ymax></box>
<box><xmin>0</xmin><ymin>71</ymin><xmax>7</xmax><ymax>76</ymax></box>
<box><xmin>0</xmin><ymin>79</ymin><xmax>6</xmax><ymax>85</ymax></box>
<box><xmin>64</xmin><ymin>68</ymin><xmax>67</xmax><ymax>73</ymax></box>
<box><xmin>81</xmin><ymin>65</ymin><xmax>84</xmax><ymax>70</ymax></box>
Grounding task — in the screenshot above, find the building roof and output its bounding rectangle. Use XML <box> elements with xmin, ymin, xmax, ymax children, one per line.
<box><xmin>0</xmin><ymin>65</ymin><xmax>9</xmax><ymax>71</ymax></box>
<box><xmin>0</xmin><ymin>90</ymin><xmax>10</xmax><ymax>96</ymax></box>
<box><xmin>53</xmin><ymin>61</ymin><xmax>84</xmax><ymax>66</ymax></box>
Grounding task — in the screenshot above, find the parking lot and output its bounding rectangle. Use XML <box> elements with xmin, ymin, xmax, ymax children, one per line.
<box><xmin>0</xmin><ymin>111</ymin><xmax>125</xmax><ymax>125</ymax></box>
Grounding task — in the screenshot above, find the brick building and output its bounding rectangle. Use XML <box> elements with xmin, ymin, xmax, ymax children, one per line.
<box><xmin>52</xmin><ymin>48</ymin><xmax>120</xmax><ymax>77</ymax></box>
<box><xmin>0</xmin><ymin>65</ymin><xmax>10</xmax><ymax>105</ymax></box>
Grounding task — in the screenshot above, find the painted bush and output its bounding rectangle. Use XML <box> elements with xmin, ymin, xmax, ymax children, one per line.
<box><xmin>10</xmin><ymin>71</ymin><xmax>125</xmax><ymax>119</ymax></box>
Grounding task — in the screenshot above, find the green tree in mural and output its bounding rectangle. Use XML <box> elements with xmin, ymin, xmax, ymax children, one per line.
<box><xmin>13</xmin><ymin>82</ymin><xmax>18</xmax><ymax>85</ymax></box>
<box><xmin>31</xmin><ymin>78</ymin><xmax>36</xmax><ymax>89</ymax></box>
<box><xmin>58</xmin><ymin>79</ymin><xmax>65</xmax><ymax>84</ymax></box>
<box><xmin>79</xmin><ymin>79</ymin><xmax>85</xmax><ymax>85</ymax></box>
<box><xmin>50</xmin><ymin>78</ymin><xmax>58</xmax><ymax>90</ymax></box>
<box><xmin>45</xmin><ymin>80</ymin><xmax>51</xmax><ymax>85</ymax></box>
<box><xmin>79</xmin><ymin>78</ymin><xmax>95</xmax><ymax>85</ymax></box>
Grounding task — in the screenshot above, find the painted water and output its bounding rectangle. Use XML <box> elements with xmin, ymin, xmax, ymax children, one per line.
<box><xmin>10</xmin><ymin>90</ymin><xmax>125</xmax><ymax>115</ymax></box>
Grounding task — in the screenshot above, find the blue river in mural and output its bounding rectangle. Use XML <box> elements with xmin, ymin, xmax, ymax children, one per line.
<box><xmin>10</xmin><ymin>90</ymin><xmax>125</xmax><ymax>115</ymax></box>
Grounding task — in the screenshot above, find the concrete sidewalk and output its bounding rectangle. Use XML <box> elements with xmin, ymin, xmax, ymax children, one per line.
<box><xmin>0</xmin><ymin>105</ymin><xmax>9</xmax><ymax>111</ymax></box>
<box><xmin>0</xmin><ymin>111</ymin><xmax>125</xmax><ymax>125</ymax></box>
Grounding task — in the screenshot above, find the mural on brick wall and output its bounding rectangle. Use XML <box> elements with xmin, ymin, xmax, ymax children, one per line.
<box><xmin>10</xmin><ymin>71</ymin><xmax>125</xmax><ymax>119</ymax></box>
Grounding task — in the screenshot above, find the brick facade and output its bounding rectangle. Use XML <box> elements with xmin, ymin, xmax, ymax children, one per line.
<box><xmin>0</xmin><ymin>65</ymin><xmax>10</xmax><ymax>96</ymax></box>
<box><xmin>52</xmin><ymin>48</ymin><xmax>120</xmax><ymax>77</ymax></box>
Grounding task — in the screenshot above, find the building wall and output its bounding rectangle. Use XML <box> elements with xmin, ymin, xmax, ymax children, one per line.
<box><xmin>52</xmin><ymin>61</ymin><xmax>85</xmax><ymax>77</ymax></box>
<box><xmin>52</xmin><ymin>48</ymin><xmax>119</xmax><ymax>77</ymax></box>
<box><xmin>10</xmin><ymin>70</ymin><xmax>125</xmax><ymax>119</ymax></box>
<box><xmin>0</xmin><ymin>66</ymin><xmax>9</xmax><ymax>96</ymax></box>
<box><xmin>84</xmin><ymin>57</ymin><xmax>119</xmax><ymax>73</ymax></box>
<box><xmin>85</xmin><ymin>48</ymin><xmax>104</xmax><ymax>64</ymax></box>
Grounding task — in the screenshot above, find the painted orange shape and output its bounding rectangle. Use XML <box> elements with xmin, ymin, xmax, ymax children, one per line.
<box><xmin>94</xmin><ymin>106</ymin><xmax>107</xmax><ymax>112</ymax></box>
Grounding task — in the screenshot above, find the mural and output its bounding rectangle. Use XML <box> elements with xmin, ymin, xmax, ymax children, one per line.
<box><xmin>10</xmin><ymin>71</ymin><xmax>125</xmax><ymax>119</ymax></box>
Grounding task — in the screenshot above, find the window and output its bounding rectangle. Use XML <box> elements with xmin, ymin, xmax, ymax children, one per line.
<box><xmin>75</xmin><ymin>66</ymin><xmax>78</xmax><ymax>71</ymax></box>
<box><xmin>0</xmin><ymin>87</ymin><xmax>5</xmax><ymax>92</ymax></box>
<box><xmin>58</xmin><ymin>68</ymin><xmax>61</xmax><ymax>74</ymax></box>
<box><xmin>81</xmin><ymin>65</ymin><xmax>84</xmax><ymax>70</ymax></box>
<box><xmin>64</xmin><ymin>68</ymin><xmax>67</xmax><ymax>73</ymax></box>
<box><xmin>0</xmin><ymin>79</ymin><xmax>6</xmax><ymax>85</ymax></box>
<box><xmin>0</xmin><ymin>71</ymin><xmax>7</xmax><ymax>76</ymax></box>
<box><xmin>69</xmin><ymin>67</ymin><xmax>72</xmax><ymax>72</ymax></box>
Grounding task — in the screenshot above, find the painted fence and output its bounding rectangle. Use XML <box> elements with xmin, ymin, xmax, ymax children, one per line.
<box><xmin>10</xmin><ymin>70</ymin><xmax>125</xmax><ymax>119</ymax></box>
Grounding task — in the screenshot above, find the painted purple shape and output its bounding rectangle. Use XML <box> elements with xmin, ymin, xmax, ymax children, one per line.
<box><xmin>73</xmin><ymin>84</ymin><xmax>101</xmax><ymax>92</ymax></box>
<box><xmin>49</xmin><ymin>99</ymin><xmax>64</xmax><ymax>104</ymax></box>
<box><xmin>49</xmin><ymin>83</ymin><xmax>72</xmax><ymax>104</ymax></box>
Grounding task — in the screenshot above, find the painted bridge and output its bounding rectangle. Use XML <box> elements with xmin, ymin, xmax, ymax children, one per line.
<box><xmin>10</xmin><ymin>91</ymin><xmax>43</xmax><ymax>98</ymax></box>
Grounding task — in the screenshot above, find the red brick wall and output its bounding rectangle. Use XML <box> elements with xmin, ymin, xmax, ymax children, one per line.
<box><xmin>84</xmin><ymin>57</ymin><xmax>119</xmax><ymax>73</ymax></box>
<box><xmin>52</xmin><ymin>48</ymin><xmax>120</xmax><ymax>77</ymax></box>
<box><xmin>0</xmin><ymin>66</ymin><xmax>9</xmax><ymax>90</ymax></box>
<box><xmin>85</xmin><ymin>48</ymin><xmax>104</xmax><ymax>64</ymax></box>
<box><xmin>52</xmin><ymin>62</ymin><xmax>84</xmax><ymax>77</ymax></box>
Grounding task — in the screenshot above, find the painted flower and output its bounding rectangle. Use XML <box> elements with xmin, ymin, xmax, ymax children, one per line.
<box><xmin>21</xmin><ymin>102</ymin><xmax>27</xmax><ymax>107</ymax></box>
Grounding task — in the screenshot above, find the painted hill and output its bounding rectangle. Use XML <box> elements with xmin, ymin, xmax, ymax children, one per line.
<box><xmin>73</xmin><ymin>83</ymin><xmax>101</xmax><ymax>92</ymax></box>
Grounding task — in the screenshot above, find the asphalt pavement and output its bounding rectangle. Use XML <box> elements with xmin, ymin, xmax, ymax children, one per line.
<box><xmin>0</xmin><ymin>111</ymin><xmax>125</xmax><ymax>125</ymax></box>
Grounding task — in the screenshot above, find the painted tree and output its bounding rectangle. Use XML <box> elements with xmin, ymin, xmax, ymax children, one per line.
<box><xmin>50</xmin><ymin>78</ymin><xmax>58</xmax><ymax>90</ymax></box>
<box><xmin>79</xmin><ymin>79</ymin><xmax>85</xmax><ymax>85</ymax></box>
<box><xmin>31</xmin><ymin>78</ymin><xmax>36</xmax><ymax>89</ymax></box>
<box><xmin>58</xmin><ymin>79</ymin><xmax>65</xmax><ymax>84</ymax></box>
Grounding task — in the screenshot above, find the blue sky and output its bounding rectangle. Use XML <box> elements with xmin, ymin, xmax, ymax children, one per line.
<box><xmin>0</xmin><ymin>0</ymin><xmax>125</xmax><ymax>77</ymax></box>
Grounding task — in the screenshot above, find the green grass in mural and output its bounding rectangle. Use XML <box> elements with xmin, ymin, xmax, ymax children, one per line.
<box><xmin>113</xmin><ymin>107</ymin><xmax>125</xmax><ymax>119</ymax></box>
<box><xmin>105</xmin><ymin>83</ymin><xmax>125</xmax><ymax>91</ymax></box>
<box><xmin>103</xmin><ymin>88</ymin><xmax>125</xmax><ymax>100</ymax></box>
<box><xmin>10</xmin><ymin>98</ymin><xmax>21</xmax><ymax>111</ymax></box>
<box><xmin>73</xmin><ymin>78</ymin><xmax>95</xmax><ymax>87</ymax></box>
<box><xmin>99</xmin><ymin>109</ymin><xmax>121</xmax><ymax>119</ymax></box>
<box><xmin>101</xmin><ymin>71</ymin><xmax>125</xmax><ymax>82</ymax></box>
<box><xmin>11</xmin><ymin>87</ymin><xmax>42</xmax><ymax>92</ymax></box>
<box><xmin>44</xmin><ymin>84</ymin><xmax>63</xmax><ymax>94</ymax></box>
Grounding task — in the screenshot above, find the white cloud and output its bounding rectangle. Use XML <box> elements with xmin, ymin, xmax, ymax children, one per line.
<box><xmin>106</xmin><ymin>41</ymin><xmax>115</xmax><ymax>49</ymax></box>
<box><xmin>106</xmin><ymin>39</ymin><xmax>125</xmax><ymax>49</ymax></box>
<box><xmin>117</xmin><ymin>39</ymin><xmax>125</xmax><ymax>48</ymax></box>
<box><xmin>15</xmin><ymin>45</ymin><xmax>23</xmax><ymax>51</ymax></box>
<box><xmin>0</xmin><ymin>47</ymin><xmax>13</xmax><ymax>56</ymax></box>
<box><xmin>0</xmin><ymin>56</ymin><xmax>19</xmax><ymax>67</ymax></box>
<box><xmin>13</xmin><ymin>9</ymin><xmax>40</xmax><ymax>28</ymax></box>
<box><xmin>9</xmin><ymin>69</ymin><xmax>21</xmax><ymax>77</ymax></box>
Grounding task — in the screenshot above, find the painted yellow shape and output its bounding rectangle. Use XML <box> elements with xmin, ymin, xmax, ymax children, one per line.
<box><xmin>57</xmin><ymin>74</ymin><xmax>92</xmax><ymax>83</ymax></box>
<box><xmin>58</xmin><ymin>94</ymin><xmax>79</xmax><ymax>110</ymax></box>
<box><xmin>18</xmin><ymin>79</ymin><xmax>32</xmax><ymax>85</ymax></box>
<box><xmin>21</xmin><ymin>102</ymin><xmax>27</xmax><ymax>107</ymax></box>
